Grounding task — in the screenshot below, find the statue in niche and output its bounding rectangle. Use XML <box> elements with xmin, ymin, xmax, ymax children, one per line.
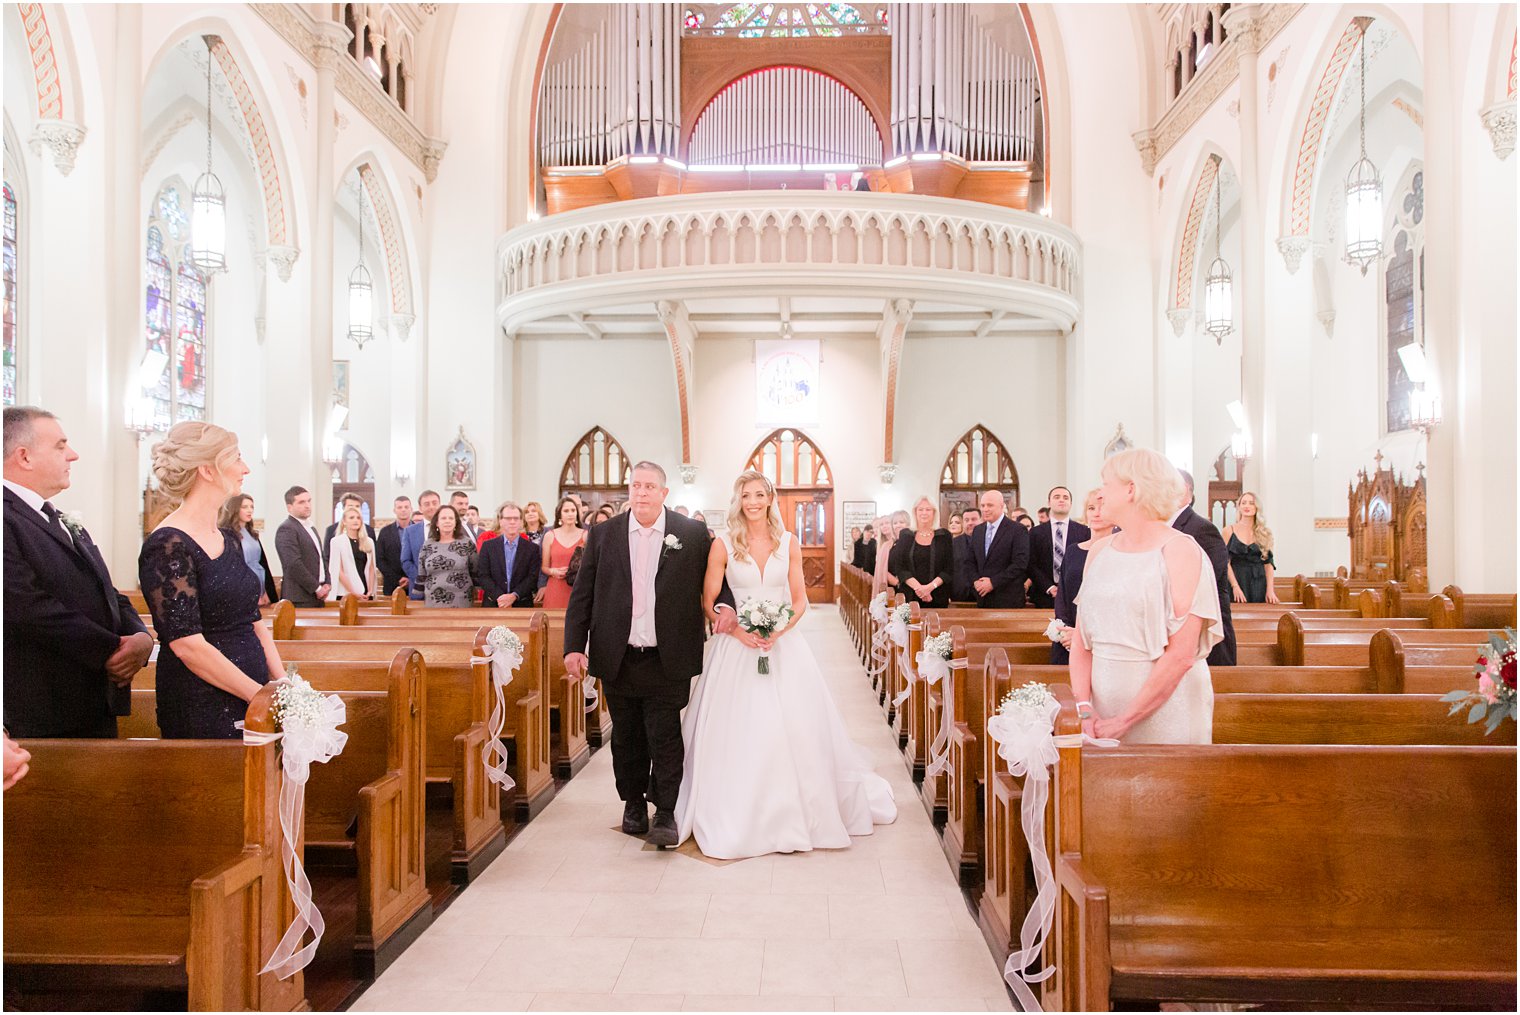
<box><xmin>1103</xmin><ymin>424</ymin><xmax>1133</xmax><ymax>458</ymax></box>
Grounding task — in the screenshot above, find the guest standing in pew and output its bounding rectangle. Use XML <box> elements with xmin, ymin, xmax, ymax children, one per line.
<box><xmin>479</xmin><ymin>502</ymin><xmax>542</xmax><ymax>608</ymax></box>
<box><xmin>848</xmin><ymin>526</ymin><xmax>863</xmax><ymax>564</ymax></box>
<box><xmin>448</xmin><ymin>490</ymin><xmax>476</xmax><ymax>541</ymax></box>
<box><xmin>375</xmin><ymin>494</ymin><xmax>415</xmax><ymax>596</ymax></box>
<box><xmin>139</xmin><ymin>422</ymin><xmax>287</xmax><ymax>739</ymax></box>
<box><xmin>328</xmin><ymin>505</ymin><xmax>376</xmax><ymax>601</ymax></box>
<box><xmin>400</xmin><ymin>488</ymin><xmax>441</xmax><ymax>599</ymax></box>
<box><xmin>3</xmin><ymin>406</ymin><xmax>153</xmax><ymax>738</ymax></box>
<box><xmin>220</xmin><ymin>493</ymin><xmax>278</xmax><ymax>606</ymax></box>
<box><xmin>874</xmin><ymin>510</ymin><xmax>910</xmax><ymax>594</ymax></box>
<box><xmin>322</xmin><ymin>491</ymin><xmax>375</xmax><ymax>564</ymax></box>
<box><xmin>854</xmin><ymin>523</ymin><xmax>878</xmax><ymax>574</ymax></box>
<box><xmin>890</xmin><ymin>496</ymin><xmax>955</xmax><ymax>610</ymax></box>
<box><xmin>1029</xmin><ymin>486</ymin><xmax>1092</xmax><ymax>611</ymax></box>
<box><xmin>1223</xmin><ymin>491</ymin><xmax>1280</xmax><ymax>604</ymax></box>
<box><xmin>950</xmin><ymin>507</ymin><xmax>981</xmax><ymax>602</ymax></box>
<box><xmin>1173</xmin><ymin>470</ymin><xmax>1237</xmax><ymax>667</ymax></box>
<box><xmin>417</xmin><ymin>505</ymin><xmax>480</xmax><ymax>607</ymax></box>
<box><xmin>1070</xmin><ymin>449</ymin><xmax>1222</xmax><ymax>743</ymax></box>
<box><xmin>274</xmin><ymin>486</ymin><xmax>330</xmax><ymax>608</ymax></box>
<box><xmin>542</xmin><ymin>496</ymin><xmax>587</xmax><ymax>609</ymax></box>
<box><xmin>522</xmin><ymin>501</ymin><xmax>548</xmax><ymax>546</ymax></box>
<box><xmin>968</xmin><ymin>490</ymin><xmax>1032</xmax><ymax>609</ymax></box>
<box><xmin>1051</xmin><ymin>489</ymin><xmax>1112</xmax><ymax>665</ymax></box>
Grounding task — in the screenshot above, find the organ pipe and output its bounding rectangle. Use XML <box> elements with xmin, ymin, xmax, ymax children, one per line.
<box><xmin>686</xmin><ymin>66</ymin><xmax>883</xmax><ymax>167</ymax></box>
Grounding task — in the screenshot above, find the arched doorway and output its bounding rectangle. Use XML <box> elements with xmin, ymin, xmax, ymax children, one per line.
<box><xmin>330</xmin><ymin>442</ymin><xmax>377</xmax><ymax>524</ymax></box>
<box><xmin>938</xmin><ymin>425</ymin><xmax>1020</xmax><ymax>524</ymax></box>
<box><xmin>560</xmin><ymin>426</ymin><xmax>632</xmax><ymax>518</ymax></box>
<box><xmin>746</xmin><ymin>428</ymin><xmax>834</xmax><ymax>603</ymax></box>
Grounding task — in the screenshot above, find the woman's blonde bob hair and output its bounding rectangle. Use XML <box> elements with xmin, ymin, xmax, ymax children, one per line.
<box><xmin>1100</xmin><ymin>448</ymin><xmax>1187</xmax><ymax>522</ymax></box>
<box><xmin>725</xmin><ymin>470</ymin><xmax>786</xmax><ymax>563</ymax></box>
<box><xmin>151</xmin><ymin>421</ymin><xmax>241</xmax><ymax>504</ymax></box>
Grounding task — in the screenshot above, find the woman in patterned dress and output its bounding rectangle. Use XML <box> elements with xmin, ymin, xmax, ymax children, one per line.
<box><xmin>416</xmin><ymin>504</ymin><xmax>480</xmax><ymax>607</ymax></box>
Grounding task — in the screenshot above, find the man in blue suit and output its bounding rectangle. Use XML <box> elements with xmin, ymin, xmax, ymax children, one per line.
<box><xmin>400</xmin><ymin>488</ymin><xmax>440</xmax><ymax>599</ymax></box>
<box><xmin>479</xmin><ymin>503</ymin><xmax>542</xmax><ymax>608</ymax></box>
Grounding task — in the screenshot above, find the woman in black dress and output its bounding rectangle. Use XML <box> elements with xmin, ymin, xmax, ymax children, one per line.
<box><xmin>1222</xmin><ymin>491</ymin><xmax>1279</xmax><ymax>604</ymax></box>
<box><xmin>890</xmin><ymin>497</ymin><xmax>954</xmax><ymax>610</ymax></box>
<box><xmin>139</xmin><ymin>422</ymin><xmax>286</xmax><ymax>738</ymax></box>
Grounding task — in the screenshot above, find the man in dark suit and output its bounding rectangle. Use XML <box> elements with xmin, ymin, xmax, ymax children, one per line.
<box><xmin>480</xmin><ymin>502</ymin><xmax>542</xmax><ymax>608</ymax></box>
<box><xmin>1172</xmin><ymin>470</ymin><xmax>1236</xmax><ymax>667</ymax></box>
<box><xmin>1029</xmin><ymin>486</ymin><xmax>1092</xmax><ymax>610</ymax></box>
<box><xmin>3</xmin><ymin>407</ymin><xmax>153</xmax><ymax>737</ymax></box>
<box><xmin>563</xmin><ymin>462</ymin><xmax>736</xmax><ymax>847</ymax></box>
<box><xmin>969</xmin><ymin>490</ymin><xmax>1031</xmax><ymax>609</ymax></box>
<box><xmin>275</xmin><ymin>486</ymin><xmax>331</xmax><ymax>608</ymax></box>
<box><xmin>449</xmin><ymin>491</ymin><xmax>478</xmax><ymax>542</ymax></box>
<box><xmin>323</xmin><ymin>492</ymin><xmax>378</xmax><ymax>563</ymax></box>
<box><xmin>375</xmin><ymin>495</ymin><xmax>415</xmax><ymax>596</ymax></box>
<box><xmin>950</xmin><ymin>507</ymin><xmax>981</xmax><ymax>602</ymax></box>
<box><xmin>400</xmin><ymin>489</ymin><xmax>441</xmax><ymax>599</ymax></box>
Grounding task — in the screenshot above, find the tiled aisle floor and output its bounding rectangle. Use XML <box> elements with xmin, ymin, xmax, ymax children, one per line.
<box><xmin>353</xmin><ymin>607</ymin><xmax>1015</xmax><ymax>1012</ymax></box>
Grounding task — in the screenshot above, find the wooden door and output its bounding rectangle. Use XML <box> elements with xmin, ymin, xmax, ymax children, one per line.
<box><xmin>778</xmin><ymin>490</ymin><xmax>834</xmax><ymax>604</ymax></box>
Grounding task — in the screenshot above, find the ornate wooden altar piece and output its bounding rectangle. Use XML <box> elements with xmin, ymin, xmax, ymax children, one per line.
<box><xmin>1347</xmin><ymin>452</ymin><xmax>1428</xmax><ymax>584</ymax></box>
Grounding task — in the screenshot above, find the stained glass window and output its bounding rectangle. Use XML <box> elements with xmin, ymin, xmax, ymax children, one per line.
<box><xmin>3</xmin><ymin>181</ymin><xmax>17</xmax><ymax>407</ymax></box>
<box><xmin>144</xmin><ymin>185</ymin><xmax>210</xmax><ymax>430</ymax></box>
<box><xmin>1384</xmin><ymin>170</ymin><xmax>1424</xmax><ymax>435</ymax></box>
<box><xmin>700</xmin><ymin>1</ymin><xmax>882</xmax><ymax>37</ymax></box>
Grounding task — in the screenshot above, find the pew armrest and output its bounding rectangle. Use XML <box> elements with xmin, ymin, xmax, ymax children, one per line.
<box><xmin>1054</xmin><ymin>852</ymin><xmax>1111</xmax><ymax>1013</ymax></box>
<box><xmin>189</xmin><ymin>847</ymin><xmax>293</xmax><ymax>1012</ymax></box>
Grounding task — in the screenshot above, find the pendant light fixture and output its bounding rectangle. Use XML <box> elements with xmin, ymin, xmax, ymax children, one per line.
<box><xmin>347</xmin><ymin>173</ymin><xmax>374</xmax><ymax>348</ymax></box>
<box><xmin>1203</xmin><ymin>156</ymin><xmax>1233</xmax><ymax>344</ymax></box>
<box><xmin>189</xmin><ymin>37</ymin><xmax>227</xmax><ymax>274</ymax></box>
<box><xmin>1344</xmin><ymin>18</ymin><xmax>1382</xmax><ymax>275</ymax></box>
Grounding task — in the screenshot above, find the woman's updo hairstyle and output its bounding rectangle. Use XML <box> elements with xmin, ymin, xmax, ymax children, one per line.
<box><xmin>150</xmin><ymin>421</ymin><xmax>240</xmax><ymax>504</ymax></box>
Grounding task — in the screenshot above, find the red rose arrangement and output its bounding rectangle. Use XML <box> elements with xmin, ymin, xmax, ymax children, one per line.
<box><xmin>1442</xmin><ymin>628</ymin><xmax>1518</xmax><ymax>735</ymax></box>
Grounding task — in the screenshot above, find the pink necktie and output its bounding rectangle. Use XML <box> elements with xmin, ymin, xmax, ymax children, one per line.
<box><xmin>632</xmin><ymin>527</ymin><xmax>655</xmax><ymax>618</ymax></box>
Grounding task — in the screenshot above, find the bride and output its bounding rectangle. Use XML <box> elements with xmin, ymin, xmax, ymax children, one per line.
<box><xmin>675</xmin><ymin>470</ymin><xmax>897</xmax><ymax>859</ymax></box>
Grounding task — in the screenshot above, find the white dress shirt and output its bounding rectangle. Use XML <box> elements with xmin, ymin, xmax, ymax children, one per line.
<box><xmin>628</xmin><ymin>509</ymin><xmax>665</xmax><ymax>647</ymax></box>
<box><xmin>3</xmin><ymin>478</ymin><xmax>48</xmax><ymax>521</ymax></box>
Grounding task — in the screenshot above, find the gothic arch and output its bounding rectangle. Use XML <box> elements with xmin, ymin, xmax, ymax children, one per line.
<box><xmin>1170</xmin><ymin>147</ymin><xmax>1230</xmax><ymax>312</ymax></box>
<box><xmin>559</xmin><ymin>426</ymin><xmax>632</xmax><ymax>516</ymax></box>
<box><xmin>339</xmin><ymin>152</ymin><xmax>416</xmax><ymax>318</ymax></box>
<box><xmin>938</xmin><ymin>423</ymin><xmax>1020</xmax><ymax>521</ymax></box>
<box><xmin>747</xmin><ymin>428</ymin><xmax>833</xmax><ymax>488</ymax></box>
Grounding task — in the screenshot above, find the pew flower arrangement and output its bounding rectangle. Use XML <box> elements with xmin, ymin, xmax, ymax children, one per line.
<box><xmin>999</xmin><ymin>680</ymin><xmax>1058</xmax><ymax>715</ymax></box>
<box><xmin>868</xmin><ymin>591</ymin><xmax>890</xmax><ymax>624</ymax></box>
<box><xmin>1441</xmin><ymin>629</ymin><xmax>1517</xmax><ymax>734</ymax></box>
<box><xmin>486</xmin><ymin>624</ymin><xmax>524</xmax><ymax>661</ymax></box>
<box><xmin>922</xmin><ymin>631</ymin><xmax>954</xmax><ymax>662</ymax></box>
<box><xmin>481</xmin><ymin>626</ymin><xmax>525</xmax><ymax>791</ymax></box>
<box><xmin>736</xmin><ymin>597</ymin><xmax>794</xmax><ymax>673</ymax></box>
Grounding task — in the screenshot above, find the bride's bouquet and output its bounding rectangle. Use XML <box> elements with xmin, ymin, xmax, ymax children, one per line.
<box><xmin>736</xmin><ymin>597</ymin><xmax>795</xmax><ymax>674</ymax></box>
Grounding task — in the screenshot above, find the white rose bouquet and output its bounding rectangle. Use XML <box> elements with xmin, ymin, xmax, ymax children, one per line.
<box><xmin>736</xmin><ymin>596</ymin><xmax>795</xmax><ymax>674</ymax></box>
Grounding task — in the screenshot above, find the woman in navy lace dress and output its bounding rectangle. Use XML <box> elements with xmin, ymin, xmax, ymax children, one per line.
<box><xmin>138</xmin><ymin>422</ymin><xmax>286</xmax><ymax>738</ymax></box>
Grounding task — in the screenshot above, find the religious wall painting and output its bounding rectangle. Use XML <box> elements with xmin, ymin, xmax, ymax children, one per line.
<box><xmin>333</xmin><ymin>359</ymin><xmax>351</xmax><ymax>410</ymax></box>
<box><xmin>445</xmin><ymin>426</ymin><xmax>477</xmax><ymax>490</ymax></box>
<box><xmin>1103</xmin><ymin>423</ymin><xmax>1133</xmax><ymax>458</ymax></box>
<box><xmin>755</xmin><ymin>338</ymin><xmax>820</xmax><ymax>428</ymax></box>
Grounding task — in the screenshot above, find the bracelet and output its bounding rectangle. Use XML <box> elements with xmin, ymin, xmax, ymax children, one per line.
<box><xmin>1075</xmin><ymin>699</ymin><xmax>1092</xmax><ymax>708</ymax></box>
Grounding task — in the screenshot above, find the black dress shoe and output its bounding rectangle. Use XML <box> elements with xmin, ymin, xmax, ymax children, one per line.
<box><xmin>621</xmin><ymin>801</ymin><xmax>649</xmax><ymax>836</ymax></box>
<box><xmin>647</xmin><ymin>808</ymin><xmax>678</xmax><ymax>848</ymax></box>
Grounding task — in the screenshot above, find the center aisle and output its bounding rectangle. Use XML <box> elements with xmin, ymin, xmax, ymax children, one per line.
<box><xmin>354</xmin><ymin>606</ymin><xmax>1014</xmax><ymax>1012</ymax></box>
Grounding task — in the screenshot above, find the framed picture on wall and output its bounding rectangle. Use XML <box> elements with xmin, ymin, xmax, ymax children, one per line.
<box><xmin>843</xmin><ymin>500</ymin><xmax>877</xmax><ymax>555</ymax></box>
<box><xmin>333</xmin><ymin>360</ymin><xmax>351</xmax><ymax>409</ymax></box>
<box><xmin>445</xmin><ymin>426</ymin><xmax>477</xmax><ymax>490</ymax></box>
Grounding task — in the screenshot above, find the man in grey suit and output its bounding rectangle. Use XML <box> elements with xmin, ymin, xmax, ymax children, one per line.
<box><xmin>275</xmin><ymin>485</ymin><xmax>331</xmax><ymax>608</ymax></box>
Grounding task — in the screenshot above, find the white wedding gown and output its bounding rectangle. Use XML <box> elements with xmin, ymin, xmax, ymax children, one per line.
<box><xmin>675</xmin><ymin>532</ymin><xmax>897</xmax><ymax>859</ymax></box>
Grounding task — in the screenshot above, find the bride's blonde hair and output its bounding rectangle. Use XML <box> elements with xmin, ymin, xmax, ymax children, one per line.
<box><xmin>725</xmin><ymin>469</ymin><xmax>786</xmax><ymax>563</ymax></box>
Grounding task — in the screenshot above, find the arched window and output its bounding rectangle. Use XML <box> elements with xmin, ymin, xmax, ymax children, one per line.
<box><xmin>938</xmin><ymin>424</ymin><xmax>1019</xmax><ymax>522</ymax></box>
<box><xmin>748</xmin><ymin>428</ymin><xmax>831</xmax><ymax>487</ymax></box>
<box><xmin>144</xmin><ymin>183</ymin><xmax>210</xmax><ymax>430</ymax></box>
<box><xmin>560</xmin><ymin>426</ymin><xmax>632</xmax><ymax>515</ymax></box>
<box><xmin>1383</xmin><ymin>167</ymin><xmax>1424</xmax><ymax>434</ymax></box>
<box><xmin>690</xmin><ymin>2</ymin><xmax>886</xmax><ymax>38</ymax></box>
<box><xmin>3</xmin><ymin>178</ymin><xmax>17</xmax><ymax>407</ymax></box>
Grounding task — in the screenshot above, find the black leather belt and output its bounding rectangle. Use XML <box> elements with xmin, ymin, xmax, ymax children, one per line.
<box><xmin>625</xmin><ymin>644</ymin><xmax>660</xmax><ymax>656</ymax></box>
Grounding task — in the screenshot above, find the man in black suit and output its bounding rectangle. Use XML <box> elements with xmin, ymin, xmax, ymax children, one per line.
<box><xmin>563</xmin><ymin>462</ymin><xmax>736</xmax><ymax>847</ymax></box>
<box><xmin>375</xmin><ymin>495</ymin><xmax>415</xmax><ymax>596</ymax></box>
<box><xmin>969</xmin><ymin>490</ymin><xmax>1031</xmax><ymax>609</ymax></box>
<box><xmin>1172</xmin><ymin>470</ymin><xmax>1236</xmax><ymax>667</ymax></box>
<box><xmin>950</xmin><ymin>507</ymin><xmax>981</xmax><ymax>602</ymax></box>
<box><xmin>449</xmin><ymin>491</ymin><xmax>478</xmax><ymax>542</ymax></box>
<box><xmin>323</xmin><ymin>492</ymin><xmax>378</xmax><ymax>562</ymax></box>
<box><xmin>3</xmin><ymin>407</ymin><xmax>153</xmax><ymax>737</ymax></box>
<box><xmin>275</xmin><ymin>486</ymin><xmax>331</xmax><ymax>608</ymax></box>
<box><xmin>480</xmin><ymin>503</ymin><xmax>542</xmax><ymax>608</ymax></box>
<box><xmin>1029</xmin><ymin>486</ymin><xmax>1092</xmax><ymax>610</ymax></box>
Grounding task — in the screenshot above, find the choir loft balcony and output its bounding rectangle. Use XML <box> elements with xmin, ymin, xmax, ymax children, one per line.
<box><xmin>495</xmin><ymin>191</ymin><xmax>1081</xmax><ymax>340</ymax></box>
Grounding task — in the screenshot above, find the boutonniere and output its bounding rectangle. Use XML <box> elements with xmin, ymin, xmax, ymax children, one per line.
<box><xmin>62</xmin><ymin>510</ymin><xmax>86</xmax><ymax>541</ymax></box>
<box><xmin>661</xmin><ymin>533</ymin><xmax>682</xmax><ymax>559</ymax></box>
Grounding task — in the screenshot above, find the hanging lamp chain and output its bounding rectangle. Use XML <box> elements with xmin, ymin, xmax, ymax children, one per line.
<box><xmin>357</xmin><ymin>172</ymin><xmax>366</xmax><ymax>266</ymax></box>
<box><xmin>1358</xmin><ymin>22</ymin><xmax>1368</xmax><ymax>158</ymax></box>
<box><xmin>205</xmin><ymin>39</ymin><xmax>214</xmax><ymax>175</ymax></box>
<box><xmin>1214</xmin><ymin>158</ymin><xmax>1222</xmax><ymax>260</ymax></box>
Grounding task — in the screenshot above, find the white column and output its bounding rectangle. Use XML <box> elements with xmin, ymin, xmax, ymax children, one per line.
<box><xmin>308</xmin><ymin>22</ymin><xmax>350</xmax><ymax>528</ymax></box>
<box><xmin>107</xmin><ymin>6</ymin><xmax>143</xmax><ymax>579</ymax></box>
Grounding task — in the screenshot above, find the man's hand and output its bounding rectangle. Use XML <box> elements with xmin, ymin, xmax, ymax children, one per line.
<box><xmin>3</xmin><ymin>734</ymin><xmax>30</xmax><ymax>790</ymax></box>
<box><xmin>1047</xmin><ymin>584</ymin><xmax>1058</xmax><ymax>597</ymax></box>
<box><xmin>564</xmin><ymin>652</ymin><xmax>590</xmax><ymax>679</ymax></box>
<box><xmin>713</xmin><ymin>607</ymin><xmax>738</xmax><ymax>635</ymax></box>
<box><xmin>105</xmin><ymin>632</ymin><xmax>154</xmax><ymax>685</ymax></box>
<box><xmin>316</xmin><ymin>583</ymin><xmax>332</xmax><ymax>601</ymax></box>
<box><xmin>497</xmin><ymin>593</ymin><xmax>517</xmax><ymax>608</ymax></box>
<box><xmin>973</xmin><ymin>577</ymin><xmax>993</xmax><ymax>597</ymax></box>
<box><xmin>398</xmin><ymin>577</ymin><xmax>409</xmax><ymax>590</ymax></box>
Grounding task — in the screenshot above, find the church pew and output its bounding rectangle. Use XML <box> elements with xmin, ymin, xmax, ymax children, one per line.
<box><xmin>4</xmin><ymin>685</ymin><xmax>304</xmax><ymax>1011</ymax></box>
<box><xmin>1276</xmin><ymin>614</ymin><xmax>1436</xmax><ymax>666</ymax></box>
<box><xmin>120</xmin><ymin>651</ymin><xmax>434</xmax><ymax>973</ymax></box>
<box><xmin>1370</xmin><ymin>627</ymin><xmax>1495</xmax><ymax>695</ymax></box>
<box><xmin>1213</xmin><ymin>693</ymin><xmax>1516</xmax><ymax>746</ymax></box>
<box><xmin>1441</xmin><ymin>586</ymin><xmax>1519</xmax><ymax>629</ymax></box>
<box><xmin>1046</xmin><ymin>731</ymin><xmax>1516</xmax><ymax>1009</ymax></box>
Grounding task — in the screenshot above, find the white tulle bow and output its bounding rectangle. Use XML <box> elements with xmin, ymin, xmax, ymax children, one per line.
<box><xmin>915</xmin><ymin>653</ymin><xmax>966</xmax><ymax>776</ymax></box>
<box><xmin>474</xmin><ymin>642</ymin><xmax>522</xmax><ymax>793</ymax></box>
<box><xmin>240</xmin><ymin>687</ymin><xmax>348</xmax><ymax>980</ymax></box>
<box><xmin>889</xmin><ymin>622</ymin><xmax>921</xmax><ymax>708</ymax></box>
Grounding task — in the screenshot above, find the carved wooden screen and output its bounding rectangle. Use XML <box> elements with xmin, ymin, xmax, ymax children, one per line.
<box><xmin>1206</xmin><ymin>446</ymin><xmax>1243</xmax><ymax>528</ymax></box>
<box><xmin>939</xmin><ymin>425</ymin><xmax>1019</xmax><ymax>524</ymax></box>
<box><xmin>560</xmin><ymin>426</ymin><xmax>632</xmax><ymax>516</ymax></box>
<box><xmin>1348</xmin><ymin>453</ymin><xmax>1427</xmax><ymax>582</ymax></box>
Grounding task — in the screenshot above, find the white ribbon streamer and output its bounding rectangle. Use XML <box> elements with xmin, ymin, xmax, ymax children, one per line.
<box><xmin>984</xmin><ymin>700</ymin><xmax>1117</xmax><ymax>1012</ymax></box>
<box><xmin>240</xmin><ymin>690</ymin><xmax>348</xmax><ymax>980</ymax></box>
<box><xmin>916</xmin><ymin>653</ymin><xmax>966</xmax><ymax>777</ymax></box>
<box><xmin>865</xmin><ymin>596</ymin><xmax>893</xmax><ymax>679</ymax></box>
<box><xmin>582</xmin><ymin>673</ymin><xmax>600</xmax><ymax>714</ymax></box>
<box><xmin>889</xmin><ymin>622</ymin><xmax>921</xmax><ymax>709</ymax></box>
<box><xmin>474</xmin><ymin>646</ymin><xmax>522</xmax><ymax>793</ymax></box>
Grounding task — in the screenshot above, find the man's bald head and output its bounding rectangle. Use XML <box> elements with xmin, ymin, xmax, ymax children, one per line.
<box><xmin>978</xmin><ymin>489</ymin><xmax>1005</xmax><ymax>522</ymax></box>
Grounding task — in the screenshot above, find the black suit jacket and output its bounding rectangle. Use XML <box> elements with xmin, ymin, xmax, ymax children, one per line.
<box><xmin>275</xmin><ymin>516</ymin><xmax>329</xmax><ymax>607</ymax></box>
<box><xmin>969</xmin><ymin>517</ymin><xmax>1031</xmax><ymax>608</ymax></box>
<box><xmin>3</xmin><ymin>487</ymin><xmax>149</xmax><ymax>736</ymax></box>
<box><xmin>1049</xmin><ymin>538</ymin><xmax>1092</xmax><ymax>665</ymax></box>
<box><xmin>888</xmin><ymin>529</ymin><xmax>954</xmax><ymax>610</ymax></box>
<box><xmin>562</xmin><ymin>510</ymin><xmax>732</xmax><ymax>686</ymax></box>
<box><xmin>1029</xmin><ymin>519</ymin><xmax>1093</xmax><ymax>609</ymax></box>
<box><xmin>479</xmin><ymin>535</ymin><xmax>542</xmax><ymax>607</ymax></box>
<box><xmin>951</xmin><ymin>533</ymin><xmax>978</xmax><ymax>602</ymax></box>
<box><xmin>375</xmin><ymin>522</ymin><xmax>407</xmax><ymax>595</ymax></box>
<box><xmin>1172</xmin><ymin>505</ymin><xmax>1237</xmax><ymax>667</ymax></box>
